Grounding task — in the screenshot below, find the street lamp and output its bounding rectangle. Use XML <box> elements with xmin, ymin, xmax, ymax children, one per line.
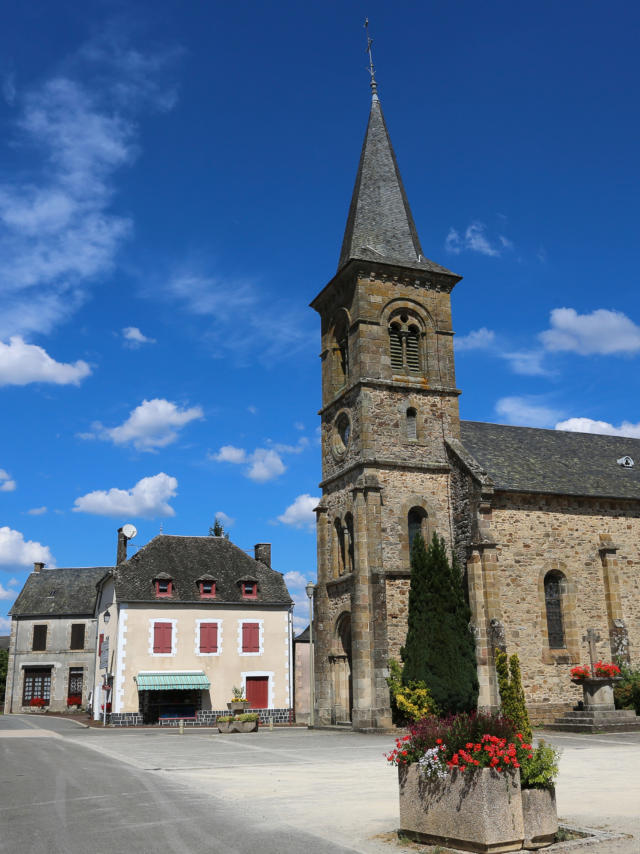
<box><xmin>103</xmin><ymin>609</ymin><xmax>111</xmax><ymax>624</ymax></box>
<box><xmin>305</xmin><ymin>581</ymin><xmax>315</xmax><ymax>728</ymax></box>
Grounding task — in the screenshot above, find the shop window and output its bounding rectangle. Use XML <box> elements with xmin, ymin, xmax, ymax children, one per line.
<box><xmin>70</xmin><ymin>623</ymin><xmax>85</xmax><ymax>650</ymax></box>
<box><xmin>23</xmin><ymin>668</ymin><xmax>51</xmax><ymax>705</ymax></box>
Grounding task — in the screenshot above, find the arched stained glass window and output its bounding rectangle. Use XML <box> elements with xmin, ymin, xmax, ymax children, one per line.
<box><xmin>544</xmin><ymin>571</ymin><xmax>566</xmax><ymax>649</ymax></box>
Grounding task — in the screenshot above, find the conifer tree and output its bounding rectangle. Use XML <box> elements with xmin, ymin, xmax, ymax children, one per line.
<box><xmin>496</xmin><ymin>650</ymin><xmax>532</xmax><ymax>740</ymax></box>
<box><xmin>401</xmin><ymin>532</ymin><xmax>479</xmax><ymax>714</ymax></box>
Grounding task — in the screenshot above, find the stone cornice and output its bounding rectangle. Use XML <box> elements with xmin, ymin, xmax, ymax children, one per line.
<box><xmin>320</xmin><ymin>459</ymin><xmax>450</xmax><ymax>489</ymax></box>
<box><xmin>320</xmin><ymin>378</ymin><xmax>461</xmax><ymax>415</ymax></box>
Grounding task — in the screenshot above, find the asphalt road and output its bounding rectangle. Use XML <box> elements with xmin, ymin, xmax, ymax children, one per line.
<box><xmin>0</xmin><ymin>715</ymin><xmax>361</xmax><ymax>854</ymax></box>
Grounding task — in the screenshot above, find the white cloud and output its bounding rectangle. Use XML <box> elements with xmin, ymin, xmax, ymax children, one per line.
<box><xmin>83</xmin><ymin>398</ymin><xmax>203</xmax><ymax>451</ymax></box>
<box><xmin>214</xmin><ymin>445</ymin><xmax>247</xmax><ymax>464</ymax></box>
<box><xmin>122</xmin><ymin>326</ymin><xmax>156</xmax><ymax>347</ymax></box>
<box><xmin>501</xmin><ymin>350</ymin><xmax>549</xmax><ymax>376</ymax></box>
<box><xmin>0</xmin><ymin>336</ymin><xmax>91</xmax><ymax>386</ymax></box>
<box><xmin>8</xmin><ymin>578</ymin><xmax>18</xmax><ymax>586</ymax></box>
<box><xmin>247</xmin><ymin>405</ymin><xmax>257</xmax><ymax>415</ymax></box>
<box><xmin>0</xmin><ymin>469</ymin><xmax>16</xmax><ymax>492</ymax></box>
<box><xmin>0</xmin><ymin>37</ymin><xmax>177</xmax><ymax>339</ymax></box>
<box><xmin>0</xmin><ymin>526</ymin><xmax>55</xmax><ymax>567</ymax></box>
<box><xmin>284</xmin><ymin>570</ymin><xmax>311</xmax><ymax>588</ymax></box>
<box><xmin>27</xmin><ymin>506</ymin><xmax>47</xmax><ymax>516</ymax></box>
<box><xmin>247</xmin><ymin>449</ymin><xmax>286</xmax><ymax>482</ymax></box>
<box><xmin>0</xmin><ymin>616</ymin><xmax>11</xmax><ymax>632</ymax></box>
<box><xmin>540</xmin><ymin>308</ymin><xmax>640</xmax><ymax>356</ymax></box>
<box><xmin>0</xmin><ymin>584</ymin><xmax>14</xmax><ymax>600</ymax></box>
<box><xmin>495</xmin><ymin>396</ymin><xmax>563</xmax><ymax>428</ymax></box>
<box><xmin>456</xmin><ymin>328</ymin><xmax>495</xmax><ymax>352</ymax></box>
<box><xmin>73</xmin><ymin>472</ymin><xmax>177</xmax><ymax>518</ymax></box>
<box><xmin>277</xmin><ymin>494</ymin><xmax>319</xmax><ymax>530</ymax></box>
<box><xmin>293</xmin><ymin>615</ymin><xmax>308</xmax><ymax>634</ymax></box>
<box><xmin>445</xmin><ymin>222</ymin><xmax>512</xmax><ymax>258</ymax></box>
<box><xmin>213</xmin><ymin>510</ymin><xmax>235</xmax><ymax>528</ymax></box>
<box><xmin>555</xmin><ymin>417</ymin><xmax>640</xmax><ymax>438</ymax></box>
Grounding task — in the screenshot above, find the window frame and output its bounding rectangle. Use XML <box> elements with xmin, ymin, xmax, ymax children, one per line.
<box><xmin>154</xmin><ymin>578</ymin><xmax>174</xmax><ymax>598</ymax></box>
<box><xmin>238</xmin><ymin>619</ymin><xmax>263</xmax><ymax>656</ymax></box>
<box><xmin>544</xmin><ymin>571</ymin><xmax>567</xmax><ymax>650</ymax></box>
<box><xmin>151</xmin><ymin>620</ymin><xmax>175</xmax><ymax>656</ymax></box>
<box><xmin>198</xmin><ymin>579</ymin><xmax>216</xmax><ymax>598</ymax></box>
<box><xmin>68</xmin><ymin>667</ymin><xmax>84</xmax><ymax>700</ymax></box>
<box><xmin>241</xmin><ymin>581</ymin><xmax>258</xmax><ymax>599</ymax></box>
<box><xmin>22</xmin><ymin>667</ymin><xmax>52</xmax><ymax>705</ymax></box>
<box><xmin>70</xmin><ymin>623</ymin><xmax>86</xmax><ymax>650</ymax></box>
<box><xmin>32</xmin><ymin>624</ymin><xmax>47</xmax><ymax>651</ymax></box>
<box><xmin>198</xmin><ymin>621</ymin><xmax>220</xmax><ymax>655</ymax></box>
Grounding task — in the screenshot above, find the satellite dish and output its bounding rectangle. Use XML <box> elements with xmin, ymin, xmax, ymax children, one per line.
<box><xmin>122</xmin><ymin>523</ymin><xmax>137</xmax><ymax>540</ymax></box>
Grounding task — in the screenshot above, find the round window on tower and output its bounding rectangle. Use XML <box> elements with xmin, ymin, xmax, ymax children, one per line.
<box><xmin>331</xmin><ymin>411</ymin><xmax>351</xmax><ymax>460</ymax></box>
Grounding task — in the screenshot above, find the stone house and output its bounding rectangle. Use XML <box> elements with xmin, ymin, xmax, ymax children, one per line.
<box><xmin>310</xmin><ymin>83</ymin><xmax>640</xmax><ymax>728</ymax></box>
<box><xmin>95</xmin><ymin>532</ymin><xmax>294</xmax><ymax>725</ymax></box>
<box><xmin>3</xmin><ymin>562</ymin><xmax>107</xmax><ymax>714</ymax></box>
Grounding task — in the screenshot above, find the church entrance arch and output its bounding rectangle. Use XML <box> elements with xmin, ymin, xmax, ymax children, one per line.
<box><xmin>330</xmin><ymin>611</ymin><xmax>352</xmax><ymax>723</ymax></box>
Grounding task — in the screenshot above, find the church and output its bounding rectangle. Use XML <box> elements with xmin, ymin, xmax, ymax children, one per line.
<box><xmin>310</xmin><ymin>77</ymin><xmax>640</xmax><ymax>729</ymax></box>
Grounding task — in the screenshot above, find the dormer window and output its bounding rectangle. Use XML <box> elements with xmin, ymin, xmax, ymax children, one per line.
<box><xmin>242</xmin><ymin>580</ymin><xmax>258</xmax><ymax>599</ymax></box>
<box><xmin>154</xmin><ymin>576</ymin><xmax>174</xmax><ymax>598</ymax></box>
<box><xmin>199</xmin><ymin>579</ymin><xmax>216</xmax><ymax>598</ymax></box>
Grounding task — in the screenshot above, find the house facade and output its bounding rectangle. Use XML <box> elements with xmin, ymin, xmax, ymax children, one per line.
<box><xmin>95</xmin><ymin>533</ymin><xmax>294</xmax><ymax>726</ymax></box>
<box><xmin>311</xmin><ymin>83</ymin><xmax>640</xmax><ymax>728</ymax></box>
<box><xmin>3</xmin><ymin>562</ymin><xmax>107</xmax><ymax>714</ymax></box>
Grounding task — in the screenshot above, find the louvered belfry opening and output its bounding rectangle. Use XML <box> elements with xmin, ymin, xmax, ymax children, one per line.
<box><xmin>388</xmin><ymin>313</ymin><xmax>422</xmax><ymax>375</ymax></box>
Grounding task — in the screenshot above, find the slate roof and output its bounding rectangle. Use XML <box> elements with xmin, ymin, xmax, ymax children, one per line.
<box><xmin>460</xmin><ymin>421</ymin><xmax>640</xmax><ymax>500</ymax></box>
<box><xmin>112</xmin><ymin>535</ymin><xmax>292</xmax><ymax>605</ymax></box>
<box><xmin>338</xmin><ymin>96</ymin><xmax>458</xmax><ymax>278</ymax></box>
<box><xmin>295</xmin><ymin>625</ymin><xmax>310</xmax><ymax>643</ymax></box>
<box><xmin>9</xmin><ymin>567</ymin><xmax>109</xmax><ymax>617</ymax></box>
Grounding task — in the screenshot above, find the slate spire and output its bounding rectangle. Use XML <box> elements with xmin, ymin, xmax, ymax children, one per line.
<box><xmin>337</xmin><ymin>92</ymin><xmax>455</xmax><ymax>276</ymax></box>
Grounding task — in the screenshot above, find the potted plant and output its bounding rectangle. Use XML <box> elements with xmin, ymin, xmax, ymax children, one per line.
<box><xmin>387</xmin><ymin>712</ymin><xmax>529</xmax><ymax>852</ymax></box>
<box><xmin>571</xmin><ymin>661</ymin><xmax>622</xmax><ymax>710</ymax></box>
<box><xmin>227</xmin><ymin>685</ymin><xmax>250</xmax><ymax>713</ymax></box>
<box><xmin>29</xmin><ymin>697</ymin><xmax>47</xmax><ymax>713</ymax></box>
<box><xmin>216</xmin><ymin>714</ymin><xmax>234</xmax><ymax>733</ymax></box>
<box><xmin>216</xmin><ymin>712</ymin><xmax>259</xmax><ymax>733</ymax></box>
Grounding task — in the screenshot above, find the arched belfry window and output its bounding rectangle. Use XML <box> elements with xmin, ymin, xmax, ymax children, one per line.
<box><xmin>334</xmin><ymin>518</ymin><xmax>346</xmax><ymax>577</ymax></box>
<box><xmin>408</xmin><ymin>507</ymin><xmax>428</xmax><ymax>554</ymax></box>
<box><xmin>544</xmin><ymin>571</ymin><xmax>567</xmax><ymax>648</ymax></box>
<box><xmin>406</xmin><ymin>407</ymin><xmax>417</xmax><ymax>440</ymax></box>
<box><xmin>389</xmin><ymin>313</ymin><xmax>422</xmax><ymax>375</ymax></box>
<box><xmin>332</xmin><ymin>312</ymin><xmax>349</xmax><ymax>392</ymax></box>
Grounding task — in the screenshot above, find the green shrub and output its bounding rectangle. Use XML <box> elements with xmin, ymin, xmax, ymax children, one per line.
<box><xmin>520</xmin><ymin>741</ymin><xmax>560</xmax><ymax>790</ymax></box>
<box><xmin>236</xmin><ymin>712</ymin><xmax>259</xmax><ymax>722</ymax></box>
<box><xmin>614</xmin><ymin>665</ymin><xmax>640</xmax><ymax>715</ymax></box>
<box><xmin>387</xmin><ymin>660</ymin><xmax>437</xmax><ymax>723</ymax></box>
<box><xmin>496</xmin><ymin>651</ymin><xmax>532</xmax><ymax>741</ymax></box>
<box><xmin>216</xmin><ymin>715</ymin><xmax>233</xmax><ymax>722</ymax></box>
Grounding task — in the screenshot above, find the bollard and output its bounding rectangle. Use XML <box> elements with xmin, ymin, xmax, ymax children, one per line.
<box><xmin>179</xmin><ymin>719</ymin><xmax>184</xmax><ymax>735</ymax></box>
<box><xmin>269</xmin><ymin>716</ymin><xmax>273</xmax><ymax>730</ymax></box>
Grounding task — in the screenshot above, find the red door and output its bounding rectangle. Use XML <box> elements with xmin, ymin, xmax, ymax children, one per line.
<box><xmin>245</xmin><ymin>676</ymin><xmax>269</xmax><ymax>709</ymax></box>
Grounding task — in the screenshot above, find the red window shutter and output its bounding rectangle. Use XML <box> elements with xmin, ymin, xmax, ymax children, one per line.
<box><xmin>242</xmin><ymin>622</ymin><xmax>259</xmax><ymax>653</ymax></box>
<box><xmin>154</xmin><ymin>622</ymin><xmax>172</xmax><ymax>653</ymax></box>
<box><xmin>200</xmin><ymin>622</ymin><xmax>218</xmax><ymax>653</ymax></box>
<box><xmin>99</xmin><ymin>633</ymin><xmax>104</xmax><ymax>655</ymax></box>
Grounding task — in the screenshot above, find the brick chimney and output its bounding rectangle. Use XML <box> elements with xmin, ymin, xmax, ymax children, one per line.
<box><xmin>33</xmin><ymin>562</ymin><xmax>44</xmax><ymax>573</ymax></box>
<box><xmin>117</xmin><ymin>528</ymin><xmax>128</xmax><ymax>565</ymax></box>
<box><xmin>254</xmin><ymin>543</ymin><xmax>271</xmax><ymax>567</ymax></box>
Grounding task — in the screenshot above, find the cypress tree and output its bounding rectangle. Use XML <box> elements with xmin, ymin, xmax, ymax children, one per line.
<box><xmin>401</xmin><ymin>532</ymin><xmax>479</xmax><ymax>714</ymax></box>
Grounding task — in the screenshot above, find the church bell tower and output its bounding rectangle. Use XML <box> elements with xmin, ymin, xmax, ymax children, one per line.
<box><xmin>310</xmin><ymin>71</ymin><xmax>463</xmax><ymax>729</ymax></box>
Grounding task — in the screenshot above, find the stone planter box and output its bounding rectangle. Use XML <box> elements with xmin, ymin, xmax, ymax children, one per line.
<box><xmin>522</xmin><ymin>788</ymin><xmax>558</xmax><ymax>849</ymax></box>
<box><xmin>572</xmin><ymin>677</ymin><xmax>621</xmax><ymax>710</ymax></box>
<box><xmin>398</xmin><ymin>764</ymin><xmax>524</xmax><ymax>853</ymax></box>
<box><xmin>217</xmin><ymin>719</ymin><xmax>258</xmax><ymax>733</ymax></box>
<box><xmin>227</xmin><ymin>701</ymin><xmax>250</xmax><ymax>714</ymax></box>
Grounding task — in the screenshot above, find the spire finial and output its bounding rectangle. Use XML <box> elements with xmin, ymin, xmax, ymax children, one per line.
<box><xmin>364</xmin><ymin>18</ymin><xmax>378</xmax><ymax>100</ymax></box>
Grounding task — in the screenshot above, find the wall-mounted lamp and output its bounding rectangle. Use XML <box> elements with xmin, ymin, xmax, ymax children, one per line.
<box><xmin>103</xmin><ymin>609</ymin><xmax>111</xmax><ymax>625</ymax></box>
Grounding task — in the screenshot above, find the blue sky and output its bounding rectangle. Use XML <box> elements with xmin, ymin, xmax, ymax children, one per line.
<box><xmin>1</xmin><ymin>1</ymin><xmax>639</xmax><ymax>633</ymax></box>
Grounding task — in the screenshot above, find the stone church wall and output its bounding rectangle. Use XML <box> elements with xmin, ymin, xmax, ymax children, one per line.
<box><xmin>488</xmin><ymin>492</ymin><xmax>640</xmax><ymax>721</ymax></box>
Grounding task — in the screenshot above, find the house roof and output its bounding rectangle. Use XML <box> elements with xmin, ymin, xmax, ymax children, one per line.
<box><xmin>460</xmin><ymin>421</ymin><xmax>640</xmax><ymax>499</ymax></box>
<box><xmin>9</xmin><ymin>567</ymin><xmax>109</xmax><ymax>617</ymax></box>
<box><xmin>337</xmin><ymin>95</ymin><xmax>457</xmax><ymax>277</ymax></box>
<box><xmin>112</xmin><ymin>535</ymin><xmax>292</xmax><ymax>605</ymax></box>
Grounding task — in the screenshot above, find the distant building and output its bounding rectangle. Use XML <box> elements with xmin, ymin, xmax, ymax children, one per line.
<box><xmin>95</xmin><ymin>533</ymin><xmax>294</xmax><ymax>726</ymax></box>
<box><xmin>294</xmin><ymin>625</ymin><xmax>311</xmax><ymax>724</ymax></box>
<box><xmin>3</xmin><ymin>563</ymin><xmax>107</xmax><ymax>714</ymax></box>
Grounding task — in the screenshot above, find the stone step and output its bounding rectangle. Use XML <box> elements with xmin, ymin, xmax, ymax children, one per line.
<box><xmin>548</xmin><ymin>721</ymin><xmax>640</xmax><ymax>732</ymax></box>
<box><xmin>559</xmin><ymin>710</ymin><xmax>639</xmax><ymax>723</ymax></box>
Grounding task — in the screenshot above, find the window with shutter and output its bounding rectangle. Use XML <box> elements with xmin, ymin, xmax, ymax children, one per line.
<box><xmin>389</xmin><ymin>325</ymin><xmax>403</xmax><ymax>370</ymax></box>
<box><xmin>200</xmin><ymin>622</ymin><xmax>218</xmax><ymax>653</ymax></box>
<box><xmin>32</xmin><ymin>625</ymin><xmax>47</xmax><ymax>651</ymax></box>
<box><xmin>242</xmin><ymin>622</ymin><xmax>260</xmax><ymax>653</ymax></box>
<box><xmin>70</xmin><ymin>623</ymin><xmax>85</xmax><ymax>650</ymax></box>
<box><xmin>406</xmin><ymin>330</ymin><xmax>421</xmax><ymax>373</ymax></box>
<box><xmin>388</xmin><ymin>313</ymin><xmax>423</xmax><ymax>375</ymax></box>
<box><xmin>153</xmin><ymin>622</ymin><xmax>173</xmax><ymax>654</ymax></box>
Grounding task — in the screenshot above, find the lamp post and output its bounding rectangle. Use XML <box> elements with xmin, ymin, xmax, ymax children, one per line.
<box><xmin>305</xmin><ymin>581</ymin><xmax>315</xmax><ymax>728</ymax></box>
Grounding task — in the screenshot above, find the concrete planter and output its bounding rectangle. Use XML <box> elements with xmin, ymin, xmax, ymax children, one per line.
<box><xmin>521</xmin><ymin>788</ymin><xmax>558</xmax><ymax>849</ymax></box>
<box><xmin>398</xmin><ymin>764</ymin><xmax>524</xmax><ymax>853</ymax></box>
<box><xmin>227</xmin><ymin>701</ymin><xmax>250</xmax><ymax>713</ymax></box>
<box><xmin>217</xmin><ymin>719</ymin><xmax>258</xmax><ymax>733</ymax></box>
<box><xmin>571</xmin><ymin>677</ymin><xmax>621</xmax><ymax>711</ymax></box>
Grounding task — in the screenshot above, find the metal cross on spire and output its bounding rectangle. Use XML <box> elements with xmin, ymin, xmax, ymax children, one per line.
<box><xmin>364</xmin><ymin>18</ymin><xmax>378</xmax><ymax>99</ymax></box>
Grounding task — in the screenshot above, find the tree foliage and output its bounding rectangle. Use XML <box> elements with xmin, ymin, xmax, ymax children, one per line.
<box><xmin>0</xmin><ymin>647</ymin><xmax>8</xmax><ymax>707</ymax></box>
<box><xmin>401</xmin><ymin>532</ymin><xmax>478</xmax><ymax>715</ymax></box>
<box><xmin>209</xmin><ymin>517</ymin><xmax>229</xmax><ymax>539</ymax></box>
<box><xmin>495</xmin><ymin>650</ymin><xmax>532</xmax><ymax>740</ymax></box>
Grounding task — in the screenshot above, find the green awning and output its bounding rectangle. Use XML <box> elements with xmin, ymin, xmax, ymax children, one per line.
<box><xmin>136</xmin><ymin>672</ymin><xmax>210</xmax><ymax>690</ymax></box>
